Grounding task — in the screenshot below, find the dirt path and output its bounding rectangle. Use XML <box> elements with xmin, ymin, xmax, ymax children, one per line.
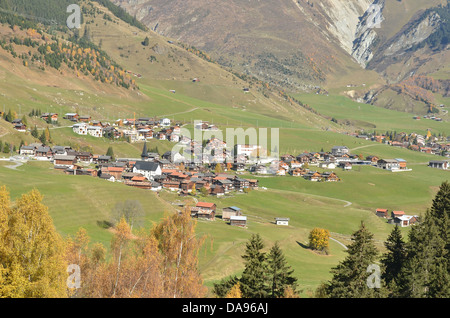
<box><xmin>349</xmin><ymin>143</ymin><xmax>379</xmax><ymax>152</ymax></box>
<box><xmin>329</xmin><ymin>237</ymin><xmax>348</xmax><ymax>250</ymax></box>
<box><xmin>268</xmin><ymin>188</ymin><xmax>353</xmax><ymax>208</ymax></box>
<box><xmin>161</xmin><ymin>107</ymin><xmax>200</xmax><ymax>118</ymax></box>
<box><xmin>3</xmin><ymin>158</ymin><xmax>25</xmax><ymax>170</ymax></box>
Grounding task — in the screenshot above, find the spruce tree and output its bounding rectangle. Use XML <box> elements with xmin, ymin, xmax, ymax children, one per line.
<box><xmin>106</xmin><ymin>146</ymin><xmax>115</xmax><ymax>160</ymax></box>
<box><xmin>397</xmin><ymin>182</ymin><xmax>450</xmax><ymax>298</ymax></box>
<box><xmin>381</xmin><ymin>225</ymin><xmax>406</xmax><ymax>296</ymax></box>
<box><xmin>239</xmin><ymin>233</ymin><xmax>269</xmax><ymax>298</ymax></box>
<box><xmin>31</xmin><ymin>125</ymin><xmax>38</xmax><ymax>138</ymax></box>
<box><xmin>141</xmin><ymin>142</ymin><xmax>148</xmax><ymax>159</ymax></box>
<box><xmin>5</xmin><ymin>109</ymin><xmax>12</xmax><ymax>122</ymax></box>
<box><xmin>266</xmin><ymin>241</ymin><xmax>298</xmax><ymax>298</ymax></box>
<box><xmin>325</xmin><ymin>221</ymin><xmax>385</xmax><ymax>298</ymax></box>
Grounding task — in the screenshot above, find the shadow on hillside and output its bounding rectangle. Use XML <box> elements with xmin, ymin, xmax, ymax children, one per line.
<box><xmin>296</xmin><ymin>241</ymin><xmax>310</xmax><ymax>250</ymax></box>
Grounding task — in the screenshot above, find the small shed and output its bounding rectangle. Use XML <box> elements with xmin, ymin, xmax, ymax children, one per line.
<box><xmin>222</xmin><ymin>206</ymin><xmax>242</xmax><ymax>221</ymax></box>
<box><xmin>275</xmin><ymin>218</ymin><xmax>290</xmax><ymax>226</ymax></box>
<box><xmin>230</xmin><ymin>215</ymin><xmax>247</xmax><ymax>227</ymax></box>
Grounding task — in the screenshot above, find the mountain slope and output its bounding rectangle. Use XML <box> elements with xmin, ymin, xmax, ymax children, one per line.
<box><xmin>111</xmin><ymin>0</ymin><xmax>380</xmax><ymax>90</ymax></box>
<box><xmin>112</xmin><ymin>0</ymin><xmax>449</xmax><ymax>117</ymax></box>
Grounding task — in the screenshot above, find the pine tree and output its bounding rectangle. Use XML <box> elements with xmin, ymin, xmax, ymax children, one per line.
<box><xmin>141</xmin><ymin>141</ymin><xmax>148</xmax><ymax>159</ymax></box>
<box><xmin>397</xmin><ymin>182</ymin><xmax>450</xmax><ymax>298</ymax></box>
<box><xmin>325</xmin><ymin>222</ymin><xmax>385</xmax><ymax>298</ymax></box>
<box><xmin>239</xmin><ymin>233</ymin><xmax>269</xmax><ymax>298</ymax></box>
<box><xmin>39</xmin><ymin>130</ymin><xmax>46</xmax><ymax>145</ymax></box>
<box><xmin>5</xmin><ymin>109</ymin><xmax>12</xmax><ymax>122</ymax></box>
<box><xmin>31</xmin><ymin>125</ymin><xmax>38</xmax><ymax>138</ymax></box>
<box><xmin>380</xmin><ymin>225</ymin><xmax>406</xmax><ymax>296</ymax></box>
<box><xmin>106</xmin><ymin>146</ymin><xmax>115</xmax><ymax>160</ymax></box>
<box><xmin>266</xmin><ymin>241</ymin><xmax>298</xmax><ymax>298</ymax></box>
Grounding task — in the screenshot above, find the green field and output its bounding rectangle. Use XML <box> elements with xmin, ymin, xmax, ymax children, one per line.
<box><xmin>293</xmin><ymin>93</ymin><xmax>450</xmax><ymax>136</ymax></box>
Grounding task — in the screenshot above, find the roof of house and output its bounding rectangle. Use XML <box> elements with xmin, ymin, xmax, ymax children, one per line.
<box><xmin>97</xmin><ymin>155</ymin><xmax>111</xmax><ymax>160</ymax></box>
<box><xmin>108</xmin><ymin>167</ymin><xmax>125</xmax><ymax>172</ymax></box>
<box><xmin>230</xmin><ymin>216</ymin><xmax>247</xmax><ymax>221</ymax></box>
<box><xmin>430</xmin><ymin>160</ymin><xmax>449</xmax><ymax>164</ymax></box>
<box><xmin>131</xmin><ymin>176</ymin><xmax>146</xmax><ymax>182</ymax></box>
<box><xmin>196</xmin><ymin>202</ymin><xmax>216</xmax><ymax>208</ymax></box>
<box><xmin>134</xmin><ymin>161</ymin><xmax>161</xmax><ymax>171</ymax></box>
<box><xmin>225</xmin><ymin>206</ymin><xmax>241</xmax><ymax>211</ymax></box>
<box><xmin>36</xmin><ymin>146</ymin><xmax>51</xmax><ymax>152</ymax></box>
<box><xmin>20</xmin><ymin>145</ymin><xmax>35</xmax><ymax>150</ymax></box>
<box><xmin>378</xmin><ymin>159</ymin><xmax>399</xmax><ymax>163</ymax></box>
<box><xmin>99</xmin><ymin>174</ymin><xmax>114</xmax><ymax>179</ymax></box>
<box><xmin>54</xmin><ymin>155</ymin><xmax>76</xmax><ymax>161</ymax></box>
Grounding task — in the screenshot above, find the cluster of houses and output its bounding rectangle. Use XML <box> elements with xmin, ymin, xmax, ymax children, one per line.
<box><xmin>346</xmin><ymin>131</ymin><xmax>450</xmax><ymax>158</ymax></box>
<box><xmin>18</xmin><ymin>141</ymin><xmax>262</xmax><ymax>197</ymax></box>
<box><xmin>188</xmin><ymin>203</ymin><xmax>291</xmax><ymax>228</ymax></box>
<box><xmin>69</xmin><ymin>113</ymin><xmax>178</xmax><ymax>143</ymax></box>
<box><xmin>190</xmin><ymin>203</ymin><xmax>249</xmax><ymax>227</ymax></box>
<box><xmin>264</xmin><ymin>145</ymin><xmax>410</xmax><ymax>177</ymax></box>
<box><xmin>375</xmin><ymin>209</ymin><xmax>419</xmax><ymax>227</ymax></box>
<box><xmin>414</xmin><ymin>114</ymin><xmax>444</xmax><ymax>122</ymax></box>
<box><xmin>187</xmin><ymin>203</ymin><xmax>290</xmax><ymax>228</ymax></box>
<box><xmin>5</xmin><ymin>112</ymin><xmax>60</xmax><ymax>133</ymax></box>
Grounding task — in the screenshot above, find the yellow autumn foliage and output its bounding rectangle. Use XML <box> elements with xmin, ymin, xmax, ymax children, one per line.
<box><xmin>0</xmin><ymin>187</ymin><xmax>68</xmax><ymax>298</ymax></box>
<box><xmin>308</xmin><ymin>228</ymin><xmax>330</xmax><ymax>252</ymax></box>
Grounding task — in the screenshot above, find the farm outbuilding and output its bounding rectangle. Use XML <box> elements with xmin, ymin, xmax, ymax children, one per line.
<box><xmin>275</xmin><ymin>218</ymin><xmax>289</xmax><ymax>226</ymax></box>
<box><xmin>230</xmin><ymin>215</ymin><xmax>247</xmax><ymax>227</ymax></box>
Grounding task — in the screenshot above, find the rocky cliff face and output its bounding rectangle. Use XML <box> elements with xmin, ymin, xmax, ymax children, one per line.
<box><xmin>351</xmin><ymin>0</ymin><xmax>385</xmax><ymax>67</ymax></box>
<box><xmin>367</xmin><ymin>9</ymin><xmax>443</xmax><ymax>80</ymax></box>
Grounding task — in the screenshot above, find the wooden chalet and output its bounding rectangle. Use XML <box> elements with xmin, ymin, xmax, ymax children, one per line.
<box><xmin>222</xmin><ymin>206</ymin><xmax>242</xmax><ymax>221</ymax></box>
<box><xmin>195</xmin><ymin>202</ymin><xmax>216</xmax><ymax>220</ymax></box>
<box><xmin>375</xmin><ymin>208</ymin><xmax>389</xmax><ymax>218</ymax></box>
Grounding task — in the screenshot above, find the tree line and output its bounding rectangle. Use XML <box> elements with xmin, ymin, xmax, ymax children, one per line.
<box><xmin>0</xmin><ymin>187</ymin><xmax>206</xmax><ymax>298</ymax></box>
<box><xmin>316</xmin><ymin>181</ymin><xmax>450</xmax><ymax>298</ymax></box>
<box><xmin>213</xmin><ymin>233</ymin><xmax>299</xmax><ymax>298</ymax></box>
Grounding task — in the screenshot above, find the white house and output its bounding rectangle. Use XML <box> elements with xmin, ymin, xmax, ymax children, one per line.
<box><xmin>275</xmin><ymin>218</ymin><xmax>290</xmax><ymax>226</ymax></box>
<box><xmin>160</xmin><ymin>118</ymin><xmax>171</xmax><ymax>127</ymax></box>
<box><xmin>235</xmin><ymin>144</ymin><xmax>264</xmax><ymax>161</ymax></box>
<box><xmin>393</xmin><ymin>215</ymin><xmax>419</xmax><ymax>227</ymax></box>
<box><xmin>19</xmin><ymin>145</ymin><xmax>35</xmax><ymax>156</ymax></box>
<box><xmin>73</xmin><ymin>123</ymin><xmax>88</xmax><ymax>135</ymax></box>
<box><xmin>377</xmin><ymin>159</ymin><xmax>400</xmax><ymax>171</ymax></box>
<box><xmin>87</xmin><ymin>126</ymin><xmax>103</xmax><ymax>138</ymax></box>
<box><xmin>319</xmin><ymin>161</ymin><xmax>336</xmax><ymax>169</ymax></box>
<box><xmin>132</xmin><ymin>161</ymin><xmax>162</xmax><ymax>180</ymax></box>
<box><xmin>331</xmin><ymin>146</ymin><xmax>349</xmax><ymax>156</ymax></box>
